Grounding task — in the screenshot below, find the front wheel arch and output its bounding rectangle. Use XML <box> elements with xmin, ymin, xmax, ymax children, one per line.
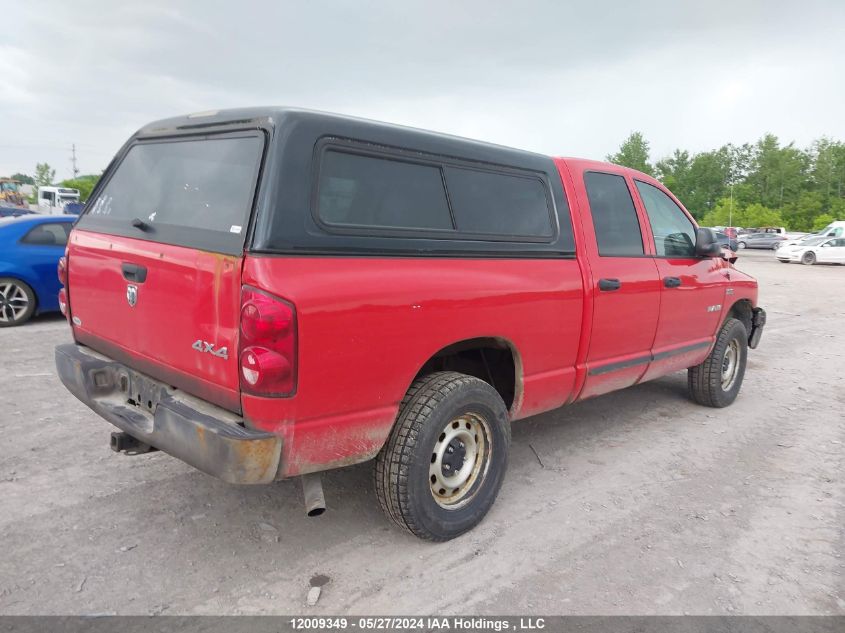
<box><xmin>724</xmin><ymin>299</ymin><xmax>753</xmax><ymax>336</ymax></box>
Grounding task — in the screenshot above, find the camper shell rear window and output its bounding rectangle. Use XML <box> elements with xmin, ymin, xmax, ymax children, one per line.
<box><xmin>77</xmin><ymin>132</ymin><xmax>265</xmax><ymax>255</ymax></box>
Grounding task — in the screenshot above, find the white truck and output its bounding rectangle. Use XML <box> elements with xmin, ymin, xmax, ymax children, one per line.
<box><xmin>37</xmin><ymin>186</ymin><xmax>80</xmax><ymax>215</ymax></box>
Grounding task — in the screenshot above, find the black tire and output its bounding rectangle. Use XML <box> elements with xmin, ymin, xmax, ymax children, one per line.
<box><xmin>374</xmin><ymin>371</ymin><xmax>510</xmax><ymax>541</ymax></box>
<box><xmin>737</xmin><ymin>241</ymin><xmax>746</xmax><ymax>249</ymax></box>
<box><xmin>688</xmin><ymin>318</ymin><xmax>748</xmax><ymax>408</ymax></box>
<box><xmin>0</xmin><ymin>277</ymin><xmax>36</xmax><ymax>327</ymax></box>
<box><xmin>802</xmin><ymin>251</ymin><xmax>816</xmax><ymax>265</ymax></box>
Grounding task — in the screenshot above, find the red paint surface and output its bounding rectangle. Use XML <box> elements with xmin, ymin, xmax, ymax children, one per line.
<box><xmin>240</xmin><ymin>256</ymin><xmax>584</xmax><ymax>475</ymax></box>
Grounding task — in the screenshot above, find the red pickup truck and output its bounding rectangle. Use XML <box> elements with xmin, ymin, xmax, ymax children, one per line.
<box><xmin>55</xmin><ymin>108</ymin><xmax>765</xmax><ymax>541</ymax></box>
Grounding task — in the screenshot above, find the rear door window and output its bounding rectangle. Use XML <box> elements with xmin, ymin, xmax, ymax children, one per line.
<box><xmin>635</xmin><ymin>181</ymin><xmax>696</xmax><ymax>257</ymax></box>
<box><xmin>583</xmin><ymin>172</ymin><xmax>644</xmax><ymax>256</ymax></box>
<box><xmin>78</xmin><ymin>134</ymin><xmax>264</xmax><ymax>255</ymax></box>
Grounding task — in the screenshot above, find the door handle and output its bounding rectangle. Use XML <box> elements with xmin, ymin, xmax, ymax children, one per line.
<box><xmin>663</xmin><ymin>276</ymin><xmax>682</xmax><ymax>288</ymax></box>
<box><xmin>121</xmin><ymin>262</ymin><xmax>147</xmax><ymax>283</ymax></box>
<box><xmin>598</xmin><ymin>278</ymin><xmax>622</xmax><ymax>291</ymax></box>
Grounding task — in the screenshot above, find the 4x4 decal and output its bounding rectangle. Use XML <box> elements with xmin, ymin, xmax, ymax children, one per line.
<box><xmin>191</xmin><ymin>339</ymin><xmax>229</xmax><ymax>360</ymax></box>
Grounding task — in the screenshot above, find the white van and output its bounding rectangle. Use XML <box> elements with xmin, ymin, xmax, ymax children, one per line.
<box><xmin>818</xmin><ymin>221</ymin><xmax>845</xmax><ymax>238</ymax></box>
<box><xmin>38</xmin><ymin>186</ymin><xmax>80</xmax><ymax>215</ymax></box>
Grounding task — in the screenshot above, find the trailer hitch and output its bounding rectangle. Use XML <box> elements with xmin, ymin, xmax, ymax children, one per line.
<box><xmin>110</xmin><ymin>431</ymin><xmax>158</xmax><ymax>455</ymax></box>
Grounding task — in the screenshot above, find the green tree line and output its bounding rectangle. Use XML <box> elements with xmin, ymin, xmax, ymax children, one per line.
<box><xmin>607</xmin><ymin>132</ymin><xmax>845</xmax><ymax>231</ymax></box>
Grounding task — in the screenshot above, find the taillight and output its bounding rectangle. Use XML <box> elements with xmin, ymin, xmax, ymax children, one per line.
<box><xmin>239</xmin><ymin>287</ymin><xmax>297</xmax><ymax>396</ymax></box>
<box><xmin>57</xmin><ymin>254</ymin><xmax>71</xmax><ymax>321</ymax></box>
<box><xmin>57</xmin><ymin>256</ymin><xmax>67</xmax><ymax>286</ymax></box>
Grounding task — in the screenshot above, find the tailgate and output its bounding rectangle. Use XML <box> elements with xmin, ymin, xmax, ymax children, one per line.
<box><xmin>67</xmin><ymin>132</ymin><xmax>265</xmax><ymax>413</ymax></box>
<box><xmin>68</xmin><ymin>231</ymin><xmax>242</xmax><ymax>411</ymax></box>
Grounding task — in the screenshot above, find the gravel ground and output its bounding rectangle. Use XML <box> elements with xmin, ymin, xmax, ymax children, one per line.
<box><xmin>0</xmin><ymin>249</ymin><xmax>842</xmax><ymax>615</ymax></box>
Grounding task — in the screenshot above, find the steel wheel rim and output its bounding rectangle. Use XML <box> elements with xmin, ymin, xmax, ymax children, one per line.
<box><xmin>803</xmin><ymin>252</ymin><xmax>815</xmax><ymax>264</ymax></box>
<box><xmin>0</xmin><ymin>281</ymin><xmax>29</xmax><ymax>323</ymax></box>
<box><xmin>721</xmin><ymin>339</ymin><xmax>740</xmax><ymax>391</ymax></box>
<box><xmin>429</xmin><ymin>412</ymin><xmax>491</xmax><ymax>509</ymax></box>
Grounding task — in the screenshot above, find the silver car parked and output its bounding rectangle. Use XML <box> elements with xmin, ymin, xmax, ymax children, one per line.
<box><xmin>736</xmin><ymin>232</ymin><xmax>789</xmax><ymax>250</ymax></box>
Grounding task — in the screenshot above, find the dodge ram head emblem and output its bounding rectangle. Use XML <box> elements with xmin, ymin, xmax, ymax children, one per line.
<box><xmin>126</xmin><ymin>284</ymin><xmax>138</xmax><ymax>307</ymax></box>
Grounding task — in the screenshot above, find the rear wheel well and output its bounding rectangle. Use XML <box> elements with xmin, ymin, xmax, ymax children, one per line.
<box><xmin>414</xmin><ymin>338</ymin><xmax>518</xmax><ymax>411</ymax></box>
<box><xmin>727</xmin><ymin>299</ymin><xmax>753</xmax><ymax>333</ymax></box>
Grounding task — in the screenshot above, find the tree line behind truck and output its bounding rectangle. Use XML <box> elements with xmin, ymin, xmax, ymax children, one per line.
<box><xmin>607</xmin><ymin>132</ymin><xmax>845</xmax><ymax>232</ymax></box>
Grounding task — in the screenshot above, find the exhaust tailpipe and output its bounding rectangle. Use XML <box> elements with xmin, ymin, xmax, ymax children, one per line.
<box><xmin>301</xmin><ymin>473</ymin><xmax>326</xmax><ymax>517</ymax></box>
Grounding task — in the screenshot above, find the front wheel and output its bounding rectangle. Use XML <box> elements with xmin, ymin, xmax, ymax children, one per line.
<box><xmin>802</xmin><ymin>251</ymin><xmax>816</xmax><ymax>265</ymax></box>
<box><xmin>737</xmin><ymin>241</ymin><xmax>747</xmax><ymax>249</ymax></box>
<box><xmin>0</xmin><ymin>278</ymin><xmax>36</xmax><ymax>327</ymax></box>
<box><xmin>374</xmin><ymin>371</ymin><xmax>510</xmax><ymax>541</ymax></box>
<box><xmin>688</xmin><ymin>318</ymin><xmax>748</xmax><ymax>408</ymax></box>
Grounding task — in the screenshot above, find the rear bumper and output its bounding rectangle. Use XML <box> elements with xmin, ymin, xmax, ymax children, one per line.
<box><xmin>54</xmin><ymin>343</ymin><xmax>282</xmax><ymax>484</ymax></box>
<box><xmin>748</xmin><ymin>307</ymin><xmax>766</xmax><ymax>349</ymax></box>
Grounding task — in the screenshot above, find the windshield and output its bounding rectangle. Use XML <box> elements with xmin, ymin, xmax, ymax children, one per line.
<box><xmin>819</xmin><ymin>225</ymin><xmax>843</xmax><ymax>237</ymax></box>
<box><xmin>800</xmin><ymin>235</ymin><xmax>827</xmax><ymax>246</ymax></box>
<box><xmin>78</xmin><ymin>134</ymin><xmax>264</xmax><ymax>255</ymax></box>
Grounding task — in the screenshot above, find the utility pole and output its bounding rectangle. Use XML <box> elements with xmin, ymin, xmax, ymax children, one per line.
<box><xmin>70</xmin><ymin>144</ymin><xmax>79</xmax><ymax>178</ymax></box>
<box><xmin>729</xmin><ymin>183</ymin><xmax>734</xmax><ymax>228</ymax></box>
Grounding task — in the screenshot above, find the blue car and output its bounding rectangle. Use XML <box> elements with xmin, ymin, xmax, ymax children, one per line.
<box><xmin>0</xmin><ymin>214</ymin><xmax>75</xmax><ymax>326</ymax></box>
<box><xmin>0</xmin><ymin>205</ymin><xmax>34</xmax><ymax>218</ymax></box>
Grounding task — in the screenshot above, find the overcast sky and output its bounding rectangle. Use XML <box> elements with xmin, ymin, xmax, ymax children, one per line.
<box><xmin>2</xmin><ymin>0</ymin><xmax>844</xmax><ymax>180</ymax></box>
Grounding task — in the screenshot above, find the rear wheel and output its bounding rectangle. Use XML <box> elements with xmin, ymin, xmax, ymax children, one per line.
<box><xmin>802</xmin><ymin>251</ymin><xmax>816</xmax><ymax>265</ymax></box>
<box><xmin>688</xmin><ymin>318</ymin><xmax>748</xmax><ymax>408</ymax></box>
<box><xmin>374</xmin><ymin>371</ymin><xmax>510</xmax><ymax>541</ymax></box>
<box><xmin>0</xmin><ymin>278</ymin><xmax>36</xmax><ymax>327</ymax></box>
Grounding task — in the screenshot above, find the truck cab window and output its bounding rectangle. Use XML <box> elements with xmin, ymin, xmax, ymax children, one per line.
<box><xmin>635</xmin><ymin>181</ymin><xmax>696</xmax><ymax>258</ymax></box>
<box><xmin>583</xmin><ymin>172</ymin><xmax>644</xmax><ymax>256</ymax></box>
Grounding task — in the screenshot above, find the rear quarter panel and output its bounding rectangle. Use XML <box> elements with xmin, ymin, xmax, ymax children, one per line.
<box><xmin>241</xmin><ymin>256</ymin><xmax>584</xmax><ymax>476</ymax></box>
